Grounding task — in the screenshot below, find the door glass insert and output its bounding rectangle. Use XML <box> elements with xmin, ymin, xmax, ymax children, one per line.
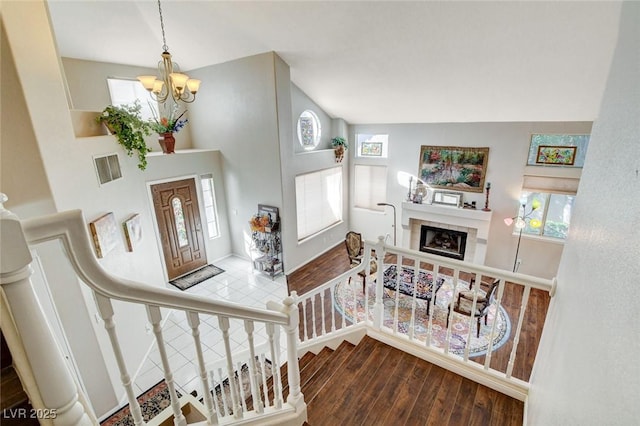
<box><xmin>172</xmin><ymin>197</ymin><xmax>189</xmax><ymax>247</ymax></box>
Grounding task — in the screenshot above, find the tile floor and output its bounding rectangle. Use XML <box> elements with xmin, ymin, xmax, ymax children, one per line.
<box><xmin>131</xmin><ymin>255</ymin><xmax>289</xmax><ymax>398</ymax></box>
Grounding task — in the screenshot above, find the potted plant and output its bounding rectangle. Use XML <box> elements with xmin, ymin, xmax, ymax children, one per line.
<box><xmin>331</xmin><ymin>137</ymin><xmax>348</xmax><ymax>163</ymax></box>
<box><xmin>96</xmin><ymin>101</ymin><xmax>152</xmax><ymax>170</ymax></box>
<box><xmin>149</xmin><ymin>106</ymin><xmax>188</xmax><ymax>154</ymax></box>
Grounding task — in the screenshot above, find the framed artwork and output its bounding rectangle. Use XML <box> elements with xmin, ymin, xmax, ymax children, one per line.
<box><xmin>535</xmin><ymin>145</ymin><xmax>577</xmax><ymax>165</ymax></box>
<box><xmin>361</xmin><ymin>142</ymin><xmax>383</xmax><ymax>157</ymax></box>
<box><xmin>418</xmin><ymin>146</ymin><xmax>489</xmax><ymax>193</ymax></box>
<box><xmin>89</xmin><ymin>212</ymin><xmax>119</xmax><ymax>258</ymax></box>
<box><xmin>258</xmin><ymin>204</ymin><xmax>280</xmax><ymax>232</ymax></box>
<box><xmin>123</xmin><ymin>214</ymin><xmax>142</xmax><ymax>252</ymax></box>
<box><xmin>527</xmin><ymin>134</ymin><xmax>589</xmax><ymax>167</ymax></box>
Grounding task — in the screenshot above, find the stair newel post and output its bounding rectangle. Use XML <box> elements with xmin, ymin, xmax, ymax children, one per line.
<box><xmin>95</xmin><ymin>294</ymin><xmax>144</xmax><ymax>426</ymax></box>
<box><xmin>0</xmin><ymin>195</ymin><xmax>94</xmax><ymax>426</ymax></box>
<box><xmin>188</xmin><ymin>311</ymin><xmax>218</xmax><ymax>424</ymax></box>
<box><xmin>147</xmin><ymin>305</ymin><xmax>187</xmax><ymax>426</ymax></box>
<box><xmin>372</xmin><ymin>236</ymin><xmax>386</xmax><ymax>328</ymax></box>
<box><xmin>282</xmin><ymin>292</ymin><xmax>306</xmax><ymax>412</ymax></box>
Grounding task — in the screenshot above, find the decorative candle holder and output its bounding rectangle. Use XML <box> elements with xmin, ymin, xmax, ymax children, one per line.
<box><xmin>482</xmin><ymin>182</ymin><xmax>492</xmax><ymax>211</ymax></box>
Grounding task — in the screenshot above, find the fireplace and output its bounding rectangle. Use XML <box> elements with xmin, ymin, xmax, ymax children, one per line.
<box><xmin>420</xmin><ymin>225</ymin><xmax>467</xmax><ymax>260</ymax></box>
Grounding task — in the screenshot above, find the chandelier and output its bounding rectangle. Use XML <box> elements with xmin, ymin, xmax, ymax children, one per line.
<box><xmin>137</xmin><ymin>0</ymin><xmax>201</xmax><ymax>104</ymax></box>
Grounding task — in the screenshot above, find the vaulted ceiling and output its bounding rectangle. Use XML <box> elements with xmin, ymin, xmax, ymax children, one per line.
<box><xmin>47</xmin><ymin>1</ymin><xmax>622</xmax><ymax>124</ymax></box>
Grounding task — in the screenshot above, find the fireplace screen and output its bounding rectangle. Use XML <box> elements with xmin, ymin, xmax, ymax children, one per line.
<box><xmin>419</xmin><ymin>225</ymin><xmax>467</xmax><ymax>260</ymax></box>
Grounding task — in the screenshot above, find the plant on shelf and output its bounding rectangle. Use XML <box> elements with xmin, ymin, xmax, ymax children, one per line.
<box><xmin>149</xmin><ymin>105</ymin><xmax>188</xmax><ymax>154</ymax></box>
<box><xmin>331</xmin><ymin>136</ymin><xmax>348</xmax><ymax>163</ymax></box>
<box><xmin>96</xmin><ymin>101</ymin><xmax>152</xmax><ymax>170</ymax></box>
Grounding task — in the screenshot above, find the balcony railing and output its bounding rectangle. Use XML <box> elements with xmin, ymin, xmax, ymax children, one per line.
<box><xmin>296</xmin><ymin>236</ymin><xmax>555</xmax><ymax>401</ymax></box>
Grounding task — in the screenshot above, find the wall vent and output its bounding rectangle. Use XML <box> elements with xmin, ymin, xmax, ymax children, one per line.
<box><xmin>94</xmin><ymin>154</ymin><xmax>122</xmax><ymax>185</ymax></box>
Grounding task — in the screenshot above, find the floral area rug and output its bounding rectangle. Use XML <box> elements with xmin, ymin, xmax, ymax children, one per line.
<box><xmin>100</xmin><ymin>380</ymin><xmax>181</xmax><ymax>425</ymax></box>
<box><xmin>334</xmin><ymin>275</ymin><xmax>511</xmax><ymax>357</ymax></box>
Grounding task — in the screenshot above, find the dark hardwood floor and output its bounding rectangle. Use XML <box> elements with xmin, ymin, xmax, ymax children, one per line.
<box><xmin>286</xmin><ymin>242</ymin><xmax>549</xmax><ymax>423</ymax></box>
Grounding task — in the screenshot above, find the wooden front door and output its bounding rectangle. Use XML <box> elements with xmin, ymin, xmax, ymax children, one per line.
<box><xmin>151</xmin><ymin>178</ymin><xmax>207</xmax><ymax>280</ymax></box>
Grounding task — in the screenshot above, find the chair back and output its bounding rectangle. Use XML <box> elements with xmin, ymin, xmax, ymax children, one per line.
<box><xmin>345</xmin><ymin>231</ymin><xmax>363</xmax><ymax>262</ymax></box>
<box><xmin>481</xmin><ymin>279</ymin><xmax>500</xmax><ymax>310</ymax></box>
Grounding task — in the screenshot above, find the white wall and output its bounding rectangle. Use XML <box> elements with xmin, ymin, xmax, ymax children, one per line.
<box><xmin>528</xmin><ymin>2</ymin><xmax>640</xmax><ymax>423</ymax></box>
<box><xmin>188</xmin><ymin>53</ymin><xmax>351</xmax><ymax>273</ymax></box>
<box><xmin>2</xmin><ymin>1</ymin><xmax>232</xmax><ymax>417</ymax></box>
<box><xmin>348</xmin><ymin>122</ymin><xmax>591</xmax><ymax>278</ymax></box>
<box><xmin>284</xmin><ymin>82</ymin><xmax>350</xmax><ymax>271</ymax></box>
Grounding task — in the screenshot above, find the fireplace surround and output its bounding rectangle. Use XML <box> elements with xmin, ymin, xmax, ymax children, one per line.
<box><xmin>401</xmin><ymin>202</ymin><xmax>493</xmax><ymax>264</ymax></box>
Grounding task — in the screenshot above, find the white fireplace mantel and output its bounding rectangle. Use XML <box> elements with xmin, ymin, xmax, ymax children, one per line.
<box><xmin>401</xmin><ymin>202</ymin><xmax>493</xmax><ymax>264</ymax></box>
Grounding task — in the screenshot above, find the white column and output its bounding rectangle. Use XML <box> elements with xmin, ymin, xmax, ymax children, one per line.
<box><xmin>0</xmin><ymin>195</ymin><xmax>93</xmax><ymax>425</ymax></box>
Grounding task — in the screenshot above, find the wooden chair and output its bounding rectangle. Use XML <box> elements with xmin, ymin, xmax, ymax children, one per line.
<box><xmin>345</xmin><ymin>231</ymin><xmax>377</xmax><ymax>291</ymax></box>
<box><xmin>446</xmin><ymin>279</ymin><xmax>500</xmax><ymax>337</ymax></box>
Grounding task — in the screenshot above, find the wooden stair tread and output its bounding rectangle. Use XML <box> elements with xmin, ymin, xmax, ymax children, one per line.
<box><xmin>293</xmin><ymin>336</ymin><xmax>523</xmax><ymax>425</ymax></box>
<box><xmin>1</xmin><ymin>366</ymin><xmax>29</xmax><ymax>411</ymax></box>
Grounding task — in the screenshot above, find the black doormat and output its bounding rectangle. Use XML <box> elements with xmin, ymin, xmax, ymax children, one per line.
<box><xmin>169</xmin><ymin>264</ymin><xmax>225</xmax><ymax>291</ymax></box>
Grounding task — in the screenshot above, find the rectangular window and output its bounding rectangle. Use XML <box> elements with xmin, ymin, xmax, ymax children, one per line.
<box><xmin>520</xmin><ymin>191</ymin><xmax>575</xmax><ymax>239</ymax></box>
<box><xmin>295</xmin><ymin>167</ymin><xmax>343</xmax><ymax>241</ymax></box>
<box><xmin>107</xmin><ymin>78</ymin><xmax>158</xmax><ymax>121</ymax></box>
<box><xmin>356</xmin><ymin>134</ymin><xmax>389</xmax><ymax>158</ymax></box>
<box><xmin>354</xmin><ymin>165</ymin><xmax>387</xmax><ymax>211</ymax></box>
<box><xmin>200</xmin><ymin>174</ymin><xmax>220</xmax><ymax>239</ymax></box>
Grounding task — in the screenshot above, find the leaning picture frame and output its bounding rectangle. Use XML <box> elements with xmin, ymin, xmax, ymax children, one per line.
<box><xmin>432</xmin><ymin>190</ymin><xmax>463</xmax><ymax>207</ymax></box>
<box><xmin>418</xmin><ymin>146</ymin><xmax>489</xmax><ymax>193</ymax></box>
<box><xmin>123</xmin><ymin>214</ymin><xmax>142</xmax><ymax>252</ymax></box>
<box><xmin>89</xmin><ymin>212</ymin><xmax>119</xmax><ymax>258</ymax></box>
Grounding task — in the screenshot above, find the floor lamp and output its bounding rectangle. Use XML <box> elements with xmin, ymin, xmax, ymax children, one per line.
<box><xmin>504</xmin><ymin>201</ymin><xmax>541</xmax><ymax>272</ymax></box>
<box><xmin>377</xmin><ymin>203</ymin><xmax>397</xmax><ymax>246</ymax></box>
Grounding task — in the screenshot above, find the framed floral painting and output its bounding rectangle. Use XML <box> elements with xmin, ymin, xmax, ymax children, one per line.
<box><xmin>418</xmin><ymin>146</ymin><xmax>489</xmax><ymax>193</ymax></box>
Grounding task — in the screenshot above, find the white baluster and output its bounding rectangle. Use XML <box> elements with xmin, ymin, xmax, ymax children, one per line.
<box><xmin>259</xmin><ymin>353</ymin><xmax>270</xmax><ymax>408</ymax></box>
<box><xmin>340</xmin><ymin>290</ymin><xmax>347</xmax><ymax>329</ymax></box>
<box><xmin>372</xmin><ymin>236</ymin><xmax>386</xmax><ymax>328</ymax></box>
<box><xmin>329</xmin><ymin>286</ymin><xmax>337</xmax><ymax>333</ymax></box>
<box><xmin>320</xmin><ymin>291</ymin><xmax>327</xmax><ymax>334</ymax></box>
<box><xmin>209</xmin><ymin>370</ymin><xmax>223</xmax><ymax>420</ymax></box>
<box><xmin>483</xmin><ymin>279</ymin><xmax>506</xmax><ymax>370</ymax></box>
<box><xmin>462</xmin><ymin>274</ymin><xmax>482</xmax><ymax>361</ymax></box>
<box><xmin>0</xmin><ymin>196</ymin><xmax>94</xmax><ymax>425</ymax></box>
<box><xmin>236</xmin><ymin>361</ymin><xmax>247</xmax><ymax>413</ymax></box>
<box><xmin>147</xmin><ymin>306</ymin><xmax>186</xmax><ymax>426</ymax></box>
<box><xmin>218</xmin><ymin>316</ymin><xmax>242</xmax><ymax>418</ymax></box>
<box><xmin>443</xmin><ymin>269</ymin><xmax>461</xmax><ymax>353</ymax></box>
<box><xmin>507</xmin><ymin>285</ymin><xmax>531</xmax><ymax>378</ymax></box>
<box><xmin>217</xmin><ymin>368</ymin><xmax>230</xmax><ymax>416</ymax></box>
<box><xmin>243</xmin><ymin>320</ymin><xmax>263</xmax><ymax>414</ymax></box>
<box><xmin>393</xmin><ymin>255</ymin><xmax>402</xmax><ymax>333</ymax></box>
<box><xmin>310</xmin><ymin>296</ymin><xmax>317</xmax><ymax>338</ymax></box>
<box><xmin>266</xmin><ymin>323</ymin><xmax>283</xmax><ymax>408</ymax></box>
<box><xmin>301</xmin><ymin>300</ymin><xmax>308</xmax><ymax>341</ymax></box>
<box><xmin>94</xmin><ymin>295</ymin><xmax>144</xmax><ymax>425</ymax></box>
<box><xmin>409</xmin><ymin>260</ymin><xmax>418</xmax><ymax>340</ymax></box>
<box><xmin>187</xmin><ymin>311</ymin><xmax>217</xmax><ymax>424</ymax></box>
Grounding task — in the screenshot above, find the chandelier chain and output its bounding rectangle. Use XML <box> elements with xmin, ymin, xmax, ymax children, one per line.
<box><xmin>157</xmin><ymin>0</ymin><xmax>168</xmax><ymax>52</ymax></box>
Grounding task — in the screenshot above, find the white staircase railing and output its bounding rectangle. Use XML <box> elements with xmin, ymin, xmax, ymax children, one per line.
<box><xmin>0</xmin><ymin>196</ymin><xmax>306</xmax><ymax>426</ymax></box>
<box><xmin>296</xmin><ymin>236</ymin><xmax>555</xmax><ymax>401</ymax></box>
